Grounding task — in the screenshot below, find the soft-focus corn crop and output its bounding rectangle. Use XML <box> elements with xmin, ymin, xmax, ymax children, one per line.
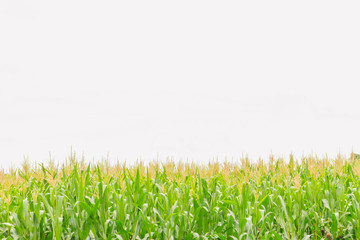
<box><xmin>1</xmin><ymin>153</ymin><xmax>360</xmax><ymax>239</ymax></box>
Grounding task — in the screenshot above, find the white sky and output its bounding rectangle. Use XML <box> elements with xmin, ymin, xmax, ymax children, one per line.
<box><xmin>1</xmin><ymin>1</ymin><xmax>360</xmax><ymax>168</ymax></box>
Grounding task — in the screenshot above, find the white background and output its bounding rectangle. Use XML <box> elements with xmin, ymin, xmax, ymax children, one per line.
<box><xmin>1</xmin><ymin>1</ymin><xmax>360</xmax><ymax>169</ymax></box>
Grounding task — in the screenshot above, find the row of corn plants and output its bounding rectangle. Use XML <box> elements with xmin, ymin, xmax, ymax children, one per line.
<box><xmin>1</xmin><ymin>153</ymin><xmax>360</xmax><ymax>239</ymax></box>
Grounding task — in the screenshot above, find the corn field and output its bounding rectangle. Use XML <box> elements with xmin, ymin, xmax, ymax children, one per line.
<box><xmin>1</xmin><ymin>153</ymin><xmax>360</xmax><ymax>239</ymax></box>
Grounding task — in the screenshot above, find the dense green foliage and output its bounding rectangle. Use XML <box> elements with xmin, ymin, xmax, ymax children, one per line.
<box><xmin>1</xmin><ymin>154</ymin><xmax>360</xmax><ymax>239</ymax></box>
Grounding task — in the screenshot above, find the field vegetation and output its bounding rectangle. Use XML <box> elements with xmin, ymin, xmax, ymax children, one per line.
<box><xmin>1</xmin><ymin>152</ymin><xmax>360</xmax><ymax>239</ymax></box>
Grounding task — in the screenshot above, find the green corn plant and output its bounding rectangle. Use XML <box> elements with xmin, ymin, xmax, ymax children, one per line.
<box><xmin>0</xmin><ymin>153</ymin><xmax>360</xmax><ymax>239</ymax></box>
